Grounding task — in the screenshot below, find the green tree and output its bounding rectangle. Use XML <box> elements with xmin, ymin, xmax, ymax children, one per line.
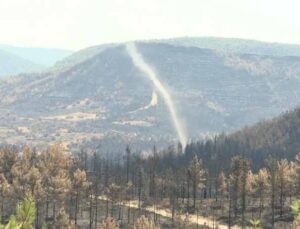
<box><xmin>291</xmin><ymin>197</ymin><xmax>300</xmax><ymax>223</ymax></box>
<box><xmin>0</xmin><ymin>193</ymin><xmax>36</xmax><ymax>229</ymax></box>
<box><xmin>248</xmin><ymin>219</ymin><xmax>262</xmax><ymax>229</ymax></box>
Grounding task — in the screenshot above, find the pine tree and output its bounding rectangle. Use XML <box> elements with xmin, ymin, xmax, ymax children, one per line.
<box><xmin>99</xmin><ymin>217</ymin><xmax>119</xmax><ymax>229</ymax></box>
<box><xmin>174</xmin><ymin>214</ymin><xmax>192</xmax><ymax>229</ymax></box>
<box><xmin>254</xmin><ymin>168</ymin><xmax>269</xmax><ymax>218</ymax></box>
<box><xmin>134</xmin><ymin>215</ymin><xmax>158</xmax><ymax>229</ymax></box>
<box><xmin>291</xmin><ymin>197</ymin><xmax>300</xmax><ymax>227</ymax></box>
<box><xmin>137</xmin><ymin>166</ymin><xmax>144</xmax><ymax>209</ymax></box>
<box><xmin>0</xmin><ymin>173</ymin><xmax>11</xmax><ymax>223</ymax></box>
<box><xmin>39</xmin><ymin>144</ymin><xmax>72</xmax><ymax>222</ymax></box>
<box><xmin>294</xmin><ymin>153</ymin><xmax>300</xmax><ymax>194</ymax></box>
<box><xmin>50</xmin><ymin>208</ymin><xmax>74</xmax><ymax>229</ymax></box>
<box><xmin>125</xmin><ymin>146</ymin><xmax>131</xmax><ymax>184</ymax></box>
<box><xmin>238</xmin><ymin>159</ymin><xmax>250</xmax><ymax>228</ymax></box>
<box><xmin>0</xmin><ymin>146</ymin><xmax>17</xmax><ymax>184</ymax></box>
<box><xmin>10</xmin><ymin>147</ymin><xmax>46</xmax><ymax>228</ymax></box>
<box><xmin>188</xmin><ymin>155</ymin><xmax>206</xmax><ymax>211</ymax></box>
<box><xmin>267</xmin><ymin>157</ymin><xmax>278</xmax><ymax>228</ymax></box>
<box><xmin>148</xmin><ymin>148</ymin><xmax>158</xmax><ymax>198</ymax></box>
<box><xmin>72</xmin><ymin>168</ymin><xmax>89</xmax><ymax>226</ymax></box>
<box><xmin>277</xmin><ymin>159</ymin><xmax>290</xmax><ymax>216</ymax></box>
<box><xmin>248</xmin><ymin>219</ymin><xmax>262</xmax><ymax>229</ymax></box>
<box><xmin>229</xmin><ymin>156</ymin><xmax>242</xmax><ymax>216</ymax></box>
<box><xmin>216</xmin><ymin>171</ymin><xmax>227</xmax><ymax>202</ymax></box>
<box><xmin>16</xmin><ymin>193</ymin><xmax>36</xmax><ymax>229</ymax></box>
<box><xmin>0</xmin><ymin>193</ymin><xmax>36</xmax><ymax>229</ymax></box>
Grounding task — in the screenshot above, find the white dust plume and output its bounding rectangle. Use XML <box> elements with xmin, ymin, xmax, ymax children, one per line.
<box><xmin>126</xmin><ymin>42</ymin><xmax>188</xmax><ymax>149</ymax></box>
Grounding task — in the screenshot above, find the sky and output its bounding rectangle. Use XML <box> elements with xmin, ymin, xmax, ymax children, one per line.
<box><xmin>0</xmin><ymin>0</ymin><xmax>299</xmax><ymax>50</ymax></box>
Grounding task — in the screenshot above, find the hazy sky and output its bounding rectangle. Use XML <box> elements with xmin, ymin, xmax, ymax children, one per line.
<box><xmin>0</xmin><ymin>0</ymin><xmax>299</xmax><ymax>50</ymax></box>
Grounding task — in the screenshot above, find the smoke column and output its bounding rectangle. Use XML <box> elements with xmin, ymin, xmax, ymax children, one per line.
<box><xmin>126</xmin><ymin>42</ymin><xmax>188</xmax><ymax>149</ymax></box>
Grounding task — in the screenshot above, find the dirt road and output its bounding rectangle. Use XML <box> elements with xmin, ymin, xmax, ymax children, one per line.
<box><xmin>98</xmin><ymin>196</ymin><xmax>240</xmax><ymax>229</ymax></box>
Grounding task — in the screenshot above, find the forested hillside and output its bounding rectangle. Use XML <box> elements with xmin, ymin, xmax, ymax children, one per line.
<box><xmin>0</xmin><ymin>137</ymin><xmax>299</xmax><ymax>228</ymax></box>
<box><xmin>182</xmin><ymin>107</ymin><xmax>300</xmax><ymax>174</ymax></box>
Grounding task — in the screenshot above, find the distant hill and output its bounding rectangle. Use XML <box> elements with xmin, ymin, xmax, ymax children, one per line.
<box><xmin>1</xmin><ymin>41</ymin><xmax>300</xmax><ymax>151</ymax></box>
<box><xmin>53</xmin><ymin>44</ymin><xmax>114</xmax><ymax>72</ymax></box>
<box><xmin>0</xmin><ymin>50</ymin><xmax>43</xmax><ymax>78</ymax></box>
<box><xmin>158</xmin><ymin>37</ymin><xmax>300</xmax><ymax>57</ymax></box>
<box><xmin>55</xmin><ymin>37</ymin><xmax>300</xmax><ymax>73</ymax></box>
<box><xmin>0</xmin><ymin>44</ymin><xmax>73</xmax><ymax>67</ymax></box>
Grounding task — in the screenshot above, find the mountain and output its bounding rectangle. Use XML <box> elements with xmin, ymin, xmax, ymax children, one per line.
<box><xmin>0</xmin><ymin>49</ymin><xmax>43</xmax><ymax>78</ymax></box>
<box><xmin>53</xmin><ymin>37</ymin><xmax>300</xmax><ymax>73</ymax></box>
<box><xmin>0</xmin><ymin>44</ymin><xmax>73</xmax><ymax>67</ymax></box>
<box><xmin>157</xmin><ymin>37</ymin><xmax>300</xmax><ymax>57</ymax></box>
<box><xmin>1</xmin><ymin>41</ymin><xmax>300</xmax><ymax>151</ymax></box>
<box><xmin>52</xmin><ymin>44</ymin><xmax>114</xmax><ymax>72</ymax></box>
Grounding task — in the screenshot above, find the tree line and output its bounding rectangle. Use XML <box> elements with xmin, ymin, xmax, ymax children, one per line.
<box><xmin>0</xmin><ymin>143</ymin><xmax>300</xmax><ymax>228</ymax></box>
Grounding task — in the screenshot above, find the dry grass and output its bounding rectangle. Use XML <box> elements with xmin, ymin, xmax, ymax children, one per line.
<box><xmin>44</xmin><ymin>112</ymin><xmax>98</xmax><ymax>122</ymax></box>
